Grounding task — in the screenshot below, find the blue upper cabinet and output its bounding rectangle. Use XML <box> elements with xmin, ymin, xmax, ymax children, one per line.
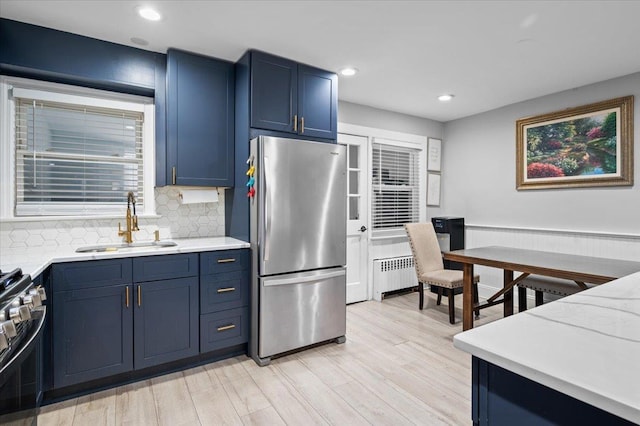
<box><xmin>298</xmin><ymin>64</ymin><xmax>338</xmax><ymax>139</ymax></box>
<box><xmin>0</xmin><ymin>19</ymin><xmax>168</xmax><ymax>186</ymax></box>
<box><xmin>250</xmin><ymin>53</ymin><xmax>297</xmax><ymax>133</ymax></box>
<box><xmin>0</xmin><ymin>18</ymin><xmax>161</xmax><ymax>95</ymax></box>
<box><xmin>167</xmin><ymin>49</ymin><xmax>235</xmax><ymax>186</ymax></box>
<box><xmin>250</xmin><ymin>51</ymin><xmax>337</xmax><ymax>140</ymax></box>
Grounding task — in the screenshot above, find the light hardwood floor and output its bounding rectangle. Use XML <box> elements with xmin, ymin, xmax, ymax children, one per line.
<box><xmin>39</xmin><ymin>291</ymin><xmax>504</xmax><ymax>426</ymax></box>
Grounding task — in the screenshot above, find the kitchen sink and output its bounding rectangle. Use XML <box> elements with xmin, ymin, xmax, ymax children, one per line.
<box><xmin>75</xmin><ymin>241</ymin><xmax>178</xmax><ymax>253</ymax></box>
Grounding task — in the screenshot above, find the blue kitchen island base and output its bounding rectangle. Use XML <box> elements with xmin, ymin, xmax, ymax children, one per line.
<box><xmin>472</xmin><ymin>357</ymin><xmax>634</xmax><ymax>426</ymax></box>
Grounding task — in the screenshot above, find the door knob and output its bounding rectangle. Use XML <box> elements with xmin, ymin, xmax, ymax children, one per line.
<box><xmin>359</xmin><ymin>226</ymin><xmax>367</xmax><ymax>232</ymax></box>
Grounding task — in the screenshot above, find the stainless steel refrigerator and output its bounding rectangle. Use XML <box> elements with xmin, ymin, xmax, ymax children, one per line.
<box><xmin>249</xmin><ymin>136</ymin><xmax>347</xmax><ymax>366</ymax></box>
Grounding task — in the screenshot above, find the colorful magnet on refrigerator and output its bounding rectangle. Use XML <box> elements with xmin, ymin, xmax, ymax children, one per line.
<box><xmin>247</xmin><ymin>187</ymin><xmax>256</xmax><ymax>198</ymax></box>
<box><xmin>246</xmin><ymin>177</ymin><xmax>255</xmax><ymax>187</ymax></box>
<box><xmin>246</xmin><ymin>165</ymin><xmax>255</xmax><ymax>176</ymax></box>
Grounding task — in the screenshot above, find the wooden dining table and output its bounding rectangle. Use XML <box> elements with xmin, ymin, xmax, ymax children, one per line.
<box><xmin>443</xmin><ymin>246</ymin><xmax>640</xmax><ymax>330</ymax></box>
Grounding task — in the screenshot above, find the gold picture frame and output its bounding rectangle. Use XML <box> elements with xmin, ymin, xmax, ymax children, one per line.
<box><xmin>516</xmin><ymin>96</ymin><xmax>633</xmax><ymax>190</ymax></box>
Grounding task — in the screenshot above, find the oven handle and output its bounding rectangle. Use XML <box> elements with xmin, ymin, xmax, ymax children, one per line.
<box><xmin>0</xmin><ymin>307</ymin><xmax>46</xmax><ymax>377</ymax></box>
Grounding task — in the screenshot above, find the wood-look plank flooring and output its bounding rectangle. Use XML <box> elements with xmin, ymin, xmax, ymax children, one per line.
<box><xmin>39</xmin><ymin>291</ymin><xmax>504</xmax><ymax>426</ymax></box>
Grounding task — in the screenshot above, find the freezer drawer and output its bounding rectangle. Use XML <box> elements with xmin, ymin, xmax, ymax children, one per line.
<box><xmin>258</xmin><ymin>268</ymin><xmax>346</xmax><ymax>358</ymax></box>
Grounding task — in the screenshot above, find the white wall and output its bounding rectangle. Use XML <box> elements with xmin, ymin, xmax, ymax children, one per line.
<box><xmin>341</xmin><ymin>78</ymin><xmax>640</xmax><ymax>301</ymax></box>
<box><xmin>338</xmin><ymin>102</ymin><xmax>444</xmax><ymax>299</ymax></box>
<box><xmin>433</xmin><ymin>72</ymin><xmax>640</xmax><ymax>234</ymax></box>
<box><xmin>339</xmin><ymin>101</ymin><xmax>443</xmax><ymax>140</ymax></box>
<box><xmin>433</xmin><ymin>72</ymin><xmax>640</xmax><ymax>298</ymax></box>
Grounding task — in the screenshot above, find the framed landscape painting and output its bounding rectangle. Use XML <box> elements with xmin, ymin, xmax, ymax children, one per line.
<box><xmin>516</xmin><ymin>96</ymin><xmax>633</xmax><ymax>190</ymax></box>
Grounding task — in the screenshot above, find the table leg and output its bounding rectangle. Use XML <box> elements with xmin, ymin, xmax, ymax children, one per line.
<box><xmin>463</xmin><ymin>263</ymin><xmax>474</xmax><ymax>331</ymax></box>
<box><xmin>503</xmin><ymin>269</ymin><xmax>514</xmax><ymax>317</ymax></box>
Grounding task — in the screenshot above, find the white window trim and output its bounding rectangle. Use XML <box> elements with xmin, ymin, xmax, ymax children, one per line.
<box><xmin>338</xmin><ymin>122</ymin><xmax>427</xmax><ymax>240</ymax></box>
<box><xmin>371</xmin><ymin>137</ymin><xmax>423</xmax><ymax>237</ymax></box>
<box><xmin>0</xmin><ymin>76</ymin><xmax>156</xmax><ymax>220</ymax></box>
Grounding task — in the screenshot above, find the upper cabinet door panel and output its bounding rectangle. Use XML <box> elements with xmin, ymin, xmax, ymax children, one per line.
<box><xmin>167</xmin><ymin>49</ymin><xmax>235</xmax><ymax>187</ymax></box>
<box><xmin>298</xmin><ymin>65</ymin><xmax>337</xmax><ymax>140</ymax></box>
<box><xmin>250</xmin><ymin>52</ymin><xmax>297</xmax><ymax>133</ymax></box>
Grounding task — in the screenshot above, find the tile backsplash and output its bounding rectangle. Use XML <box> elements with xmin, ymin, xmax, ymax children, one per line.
<box><xmin>0</xmin><ymin>187</ymin><xmax>225</xmax><ymax>251</ymax></box>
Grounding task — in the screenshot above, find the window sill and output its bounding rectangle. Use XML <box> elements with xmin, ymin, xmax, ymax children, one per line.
<box><xmin>370</xmin><ymin>231</ymin><xmax>409</xmax><ymax>241</ymax></box>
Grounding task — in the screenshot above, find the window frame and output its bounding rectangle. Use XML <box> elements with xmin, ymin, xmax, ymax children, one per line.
<box><xmin>370</xmin><ymin>137</ymin><xmax>426</xmax><ymax>239</ymax></box>
<box><xmin>0</xmin><ymin>76</ymin><xmax>156</xmax><ymax>220</ymax></box>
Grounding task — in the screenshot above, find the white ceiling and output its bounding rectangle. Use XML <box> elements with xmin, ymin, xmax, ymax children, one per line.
<box><xmin>2</xmin><ymin>1</ymin><xmax>639</xmax><ymax>122</ymax></box>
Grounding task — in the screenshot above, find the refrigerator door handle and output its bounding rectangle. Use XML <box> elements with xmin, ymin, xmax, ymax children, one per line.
<box><xmin>263</xmin><ymin>269</ymin><xmax>346</xmax><ymax>287</ymax></box>
<box><xmin>263</xmin><ymin>156</ymin><xmax>271</xmax><ymax>261</ymax></box>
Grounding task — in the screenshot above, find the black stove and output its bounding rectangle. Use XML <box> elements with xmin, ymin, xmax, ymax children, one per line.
<box><xmin>0</xmin><ymin>268</ymin><xmax>47</xmax><ymax>425</ymax></box>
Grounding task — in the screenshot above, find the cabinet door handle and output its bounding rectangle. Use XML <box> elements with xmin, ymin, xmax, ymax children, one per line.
<box><xmin>217</xmin><ymin>258</ymin><xmax>236</xmax><ymax>264</ymax></box>
<box><xmin>293</xmin><ymin>114</ymin><xmax>298</xmax><ymax>132</ymax></box>
<box><xmin>126</xmin><ymin>287</ymin><xmax>129</xmax><ymax>308</ymax></box>
<box><xmin>138</xmin><ymin>285</ymin><xmax>141</xmax><ymax>307</ymax></box>
<box><xmin>217</xmin><ymin>324</ymin><xmax>236</xmax><ymax>332</ymax></box>
<box><xmin>300</xmin><ymin>116</ymin><xmax>304</xmax><ymax>134</ymax></box>
<box><xmin>172</xmin><ymin>167</ymin><xmax>177</xmax><ymax>185</ymax></box>
<box><xmin>217</xmin><ymin>287</ymin><xmax>236</xmax><ymax>293</ymax></box>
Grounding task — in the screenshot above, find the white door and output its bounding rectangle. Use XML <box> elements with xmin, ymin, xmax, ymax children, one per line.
<box><xmin>339</xmin><ymin>133</ymin><xmax>368</xmax><ymax>304</ymax></box>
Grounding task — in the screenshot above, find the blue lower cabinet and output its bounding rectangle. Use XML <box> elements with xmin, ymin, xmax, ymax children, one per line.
<box><xmin>198</xmin><ymin>249</ymin><xmax>250</xmax><ymax>354</ymax></box>
<box><xmin>134</xmin><ymin>277</ymin><xmax>199</xmax><ymax>369</ymax></box>
<box><xmin>200</xmin><ymin>270</ymin><xmax>249</xmax><ymax>313</ymax></box>
<box><xmin>133</xmin><ymin>253</ymin><xmax>198</xmax><ymax>282</ymax></box>
<box><xmin>50</xmin><ymin>252</ymin><xmax>248</xmax><ymax>393</ymax></box>
<box><xmin>200</xmin><ymin>307</ymin><xmax>249</xmax><ymax>352</ymax></box>
<box><xmin>53</xmin><ymin>285</ymin><xmax>133</xmax><ymax>388</ymax></box>
<box><xmin>472</xmin><ymin>357</ymin><xmax>634</xmax><ymax>425</ymax></box>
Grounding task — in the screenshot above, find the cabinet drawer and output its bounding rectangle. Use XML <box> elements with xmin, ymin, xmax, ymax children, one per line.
<box><xmin>200</xmin><ymin>307</ymin><xmax>249</xmax><ymax>353</ymax></box>
<box><xmin>133</xmin><ymin>253</ymin><xmax>198</xmax><ymax>282</ymax></box>
<box><xmin>200</xmin><ymin>250</ymin><xmax>249</xmax><ymax>275</ymax></box>
<box><xmin>53</xmin><ymin>259</ymin><xmax>132</xmax><ymax>291</ymax></box>
<box><xmin>200</xmin><ymin>270</ymin><xmax>249</xmax><ymax>314</ymax></box>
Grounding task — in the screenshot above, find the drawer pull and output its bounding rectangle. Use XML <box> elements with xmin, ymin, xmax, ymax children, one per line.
<box><xmin>217</xmin><ymin>258</ymin><xmax>236</xmax><ymax>264</ymax></box>
<box><xmin>217</xmin><ymin>287</ymin><xmax>236</xmax><ymax>293</ymax></box>
<box><xmin>217</xmin><ymin>324</ymin><xmax>236</xmax><ymax>332</ymax></box>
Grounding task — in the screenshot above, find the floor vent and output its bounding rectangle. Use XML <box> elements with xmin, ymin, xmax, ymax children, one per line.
<box><xmin>373</xmin><ymin>256</ymin><xmax>418</xmax><ymax>301</ymax></box>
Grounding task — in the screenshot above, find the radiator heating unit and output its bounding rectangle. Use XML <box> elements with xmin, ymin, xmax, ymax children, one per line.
<box><xmin>373</xmin><ymin>256</ymin><xmax>418</xmax><ymax>301</ymax></box>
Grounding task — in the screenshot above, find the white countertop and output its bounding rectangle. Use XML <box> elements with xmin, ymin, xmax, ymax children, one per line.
<box><xmin>453</xmin><ymin>271</ymin><xmax>640</xmax><ymax>424</ymax></box>
<box><xmin>0</xmin><ymin>236</ymin><xmax>250</xmax><ymax>278</ymax></box>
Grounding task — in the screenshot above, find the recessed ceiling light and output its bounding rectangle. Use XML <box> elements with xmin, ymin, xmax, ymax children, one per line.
<box><xmin>438</xmin><ymin>94</ymin><xmax>454</xmax><ymax>102</ymax></box>
<box><xmin>339</xmin><ymin>67</ymin><xmax>358</xmax><ymax>77</ymax></box>
<box><xmin>138</xmin><ymin>7</ymin><xmax>162</xmax><ymax>21</ymax></box>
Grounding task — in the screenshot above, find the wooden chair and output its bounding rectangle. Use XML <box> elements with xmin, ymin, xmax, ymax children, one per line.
<box><xmin>405</xmin><ymin>222</ymin><xmax>480</xmax><ymax>324</ymax></box>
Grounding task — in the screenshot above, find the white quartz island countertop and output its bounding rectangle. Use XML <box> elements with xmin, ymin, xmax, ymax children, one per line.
<box><xmin>0</xmin><ymin>236</ymin><xmax>250</xmax><ymax>278</ymax></box>
<box><xmin>453</xmin><ymin>271</ymin><xmax>640</xmax><ymax>424</ymax></box>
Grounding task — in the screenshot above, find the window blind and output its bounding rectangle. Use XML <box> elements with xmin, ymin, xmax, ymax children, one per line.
<box><xmin>371</xmin><ymin>142</ymin><xmax>420</xmax><ymax>230</ymax></box>
<box><xmin>14</xmin><ymin>97</ymin><xmax>144</xmax><ymax>216</ymax></box>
